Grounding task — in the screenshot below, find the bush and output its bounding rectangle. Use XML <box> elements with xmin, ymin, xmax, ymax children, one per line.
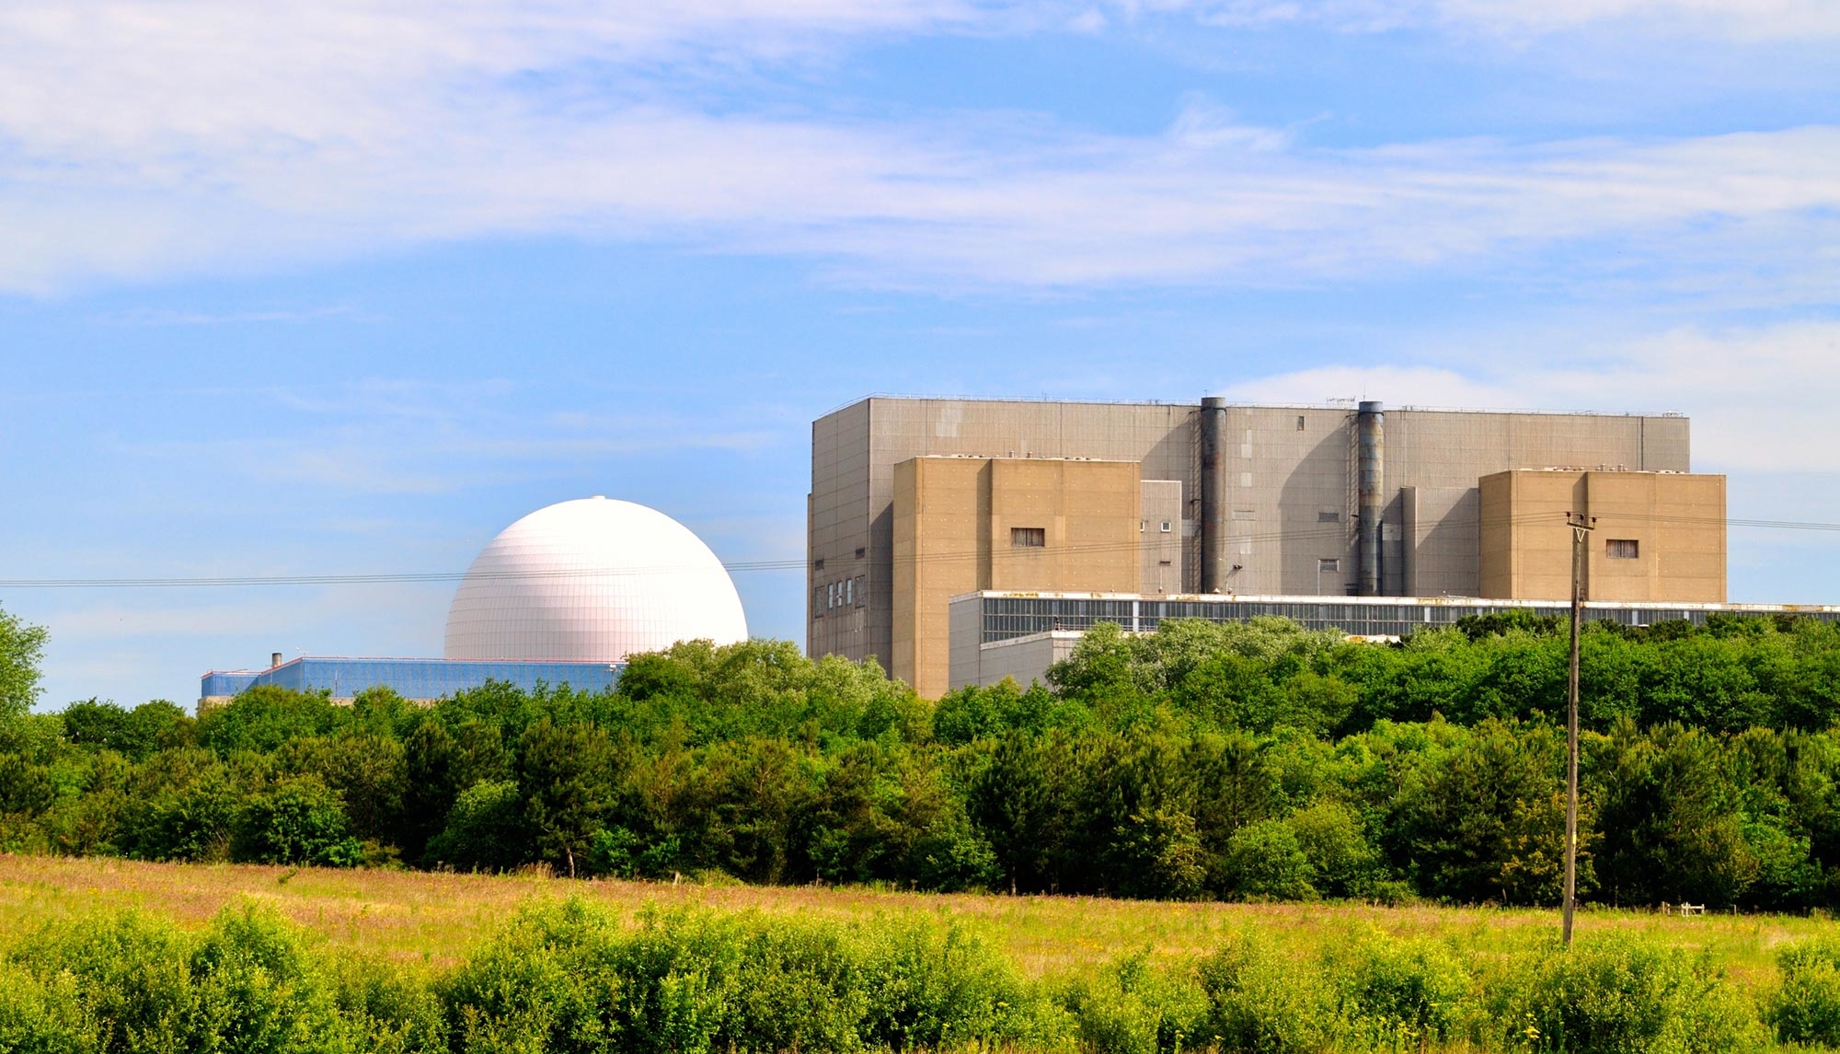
<box><xmin>427</xmin><ymin>778</ymin><xmax>527</xmax><ymax>871</ymax></box>
<box><xmin>1490</xmin><ymin>934</ymin><xmax>1765</xmax><ymax>1054</ymax></box>
<box><xmin>439</xmin><ymin>899</ymin><xmax>624</xmax><ymax>1054</ymax></box>
<box><xmin>328</xmin><ymin>956</ymin><xmax>448</xmax><ymax>1054</ymax></box>
<box><xmin>0</xmin><ymin>961</ymin><xmax>92</xmax><ymax>1054</ymax></box>
<box><xmin>1766</xmin><ymin>939</ymin><xmax>1840</xmax><ymax>1047</ymax></box>
<box><xmin>1063</xmin><ymin>949</ymin><xmax>1207</xmax><ymax>1054</ymax></box>
<box><xmin>232</xmin><ymin>775</ymin><xmax>364</xmax><ymax>867</ymax></box>
<box><xmin>856</xmin><ymin>917</ymin><xmax>1045</xmax><ymax>1050</ymax></box>
<box><xmin>7</xmin><ymin>905</ymin><xmax>343</xmax><ymax>1054</ymax></box>
<box><xmin>1196</xmin><ymin>933</ymin><xmax>1336</xmax><ymax>1053</ymax></box>
<box><xmin>1286</xmin><ymin>801</ymin><xmax>1383</xmax><ymax>899</ymax></box>
<box><xmin>1223</xmin><ymin>819</ymin><xmax>1315</xmax><ymax>901</ymax></box>
<box><xmin>442</xmin><ymin>899</ymin><xmax>1059</xmax><ymax>1054</ymax></box>
<box><xmin>1324</xmin><ymin>928</ymin><xmax>1470</xmax><ymax>1044</ymax></box>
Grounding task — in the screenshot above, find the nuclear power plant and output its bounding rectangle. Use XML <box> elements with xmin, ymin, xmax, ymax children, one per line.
<box><xmin>806</xmin><ymin>395</ymin><xmax>1831</xmax><ymax>698</ymax></box>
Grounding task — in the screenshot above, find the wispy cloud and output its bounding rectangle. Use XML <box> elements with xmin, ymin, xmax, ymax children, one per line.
<box><xmin>1132</xmin><ymin>0</ymin><xmax>1840</xmax><ymax>39</ymax></box>
<box><xmin>1</xmin><ymin>4</ymin><xmax>1835</xmax><ymax>296</ymax></box>
<box><xmin>105</xmin><ymin>305</ymin><xmax>367</xmax><ymax>327</ymax></box>
<box><xmin>111</xmin><ymin>379</ymin><xmax>788</xmax><ymax>496</ymax></box>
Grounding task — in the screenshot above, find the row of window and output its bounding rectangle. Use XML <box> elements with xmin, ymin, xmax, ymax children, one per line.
<box><xmin>975</xmin><ymin>596</ymin><xmax>1840</xmax><ymax>644</ymax></box>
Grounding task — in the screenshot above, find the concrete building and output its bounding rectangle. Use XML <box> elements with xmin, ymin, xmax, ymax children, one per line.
<box><xmin>947</xmin><ymin>592</ymin><xmax>1840</xmax><ymax>691</ymax></box>
<box><xmin>810</xmin><ymin>395</ymin><xmax>1712</xmax><ymax>697</ymax></box>
<box><xmin>1479</xmin><ymin>470</ymin><xmax>1726</xmax><ymax>603</ymax></box>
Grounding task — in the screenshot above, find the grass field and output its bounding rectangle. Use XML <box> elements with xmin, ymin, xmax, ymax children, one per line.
<box><xmin>2</xmin><ymin>852</ymin><xmax>1831</xmax><ymax>991</ymax></box>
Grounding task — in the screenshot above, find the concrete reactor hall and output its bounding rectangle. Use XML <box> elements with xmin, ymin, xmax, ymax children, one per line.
<box><xmin>805</xmin><ymin>396</ymin><xmax>1816</xmax><ymax>699</ymax></box>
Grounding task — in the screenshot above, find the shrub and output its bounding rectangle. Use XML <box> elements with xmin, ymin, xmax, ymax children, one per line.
<box><xmin>857</xmin><ymin>917</ymin><xmax>1051</xmax><ymax>1051</ymax></box>
<box><xmin>1323</xmin><ymin>928</ymin><xmax>1470</xmax><ymax>1044</ymax></box>
<box><xmin>427</xmin><ymin>778</ymin><xmax>527</xmax><ymax>871</ymax></box>
<box><xmin>440</xmin><ymin>899</ymin><xmax>624</xmax><ymax>1054</ymax></box>
<box><xmin>1765</xmin><ymin>939</ymin><xmax>1840</xmax><ymax>1047</ymax></box>
<box><xmin>1490</xmin><ymin>934</ymin><xmax>1765</xmax><ymax>1054</ymax></box>
<box><xmin>1197</xmin><ymin>933</ymin><xmax>1335</xmax><ymax>1052</ymax></box>
<box><xmin>443</xmin><ymin>899</ymin><xmax>1059</xmax><ymax>1054</ymax></box>
<box><xmin>1223</xmin><ymin>819</ymin><xmax>1315</xmax><ymax>901</ymax></box>
<box><xmin>232</xmin><ymin>774</ymin><xmax>364</xmax><ymax>867</ymax></box>
<box><xmin>8</xmin><ymin>905</ymin><xmax>342</xmax><ymax>1054</ymax></box>
<box><xmin>1063</xmin><ymin>949</ymin><xmax>1207</xmax><ymax>1054</ymax></box>
<box><xmin>0</xmin><ymin>961</ymin><xmax>92</xmax><ymax>1054</ymax></box>
<box><xmin>329</xmin><ymin>956</ymin><xmax>449</xmax><ymax>1054</ymax></box>
<box><xmin>1286</xmin><ymin>801</ymin><xmax>1382</xmax><ymax>899</ymax></box>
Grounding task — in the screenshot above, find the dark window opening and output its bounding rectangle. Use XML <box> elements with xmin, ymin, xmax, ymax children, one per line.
<box><xmin>1607</xmin><ymin>539</ymin><xmax>1639</xmax><ymax>559</ymax></box>
<box><xmin>1012</xmin><ymin>527</ymin><xmax>1046</xmax><ymax>548</ymax></box>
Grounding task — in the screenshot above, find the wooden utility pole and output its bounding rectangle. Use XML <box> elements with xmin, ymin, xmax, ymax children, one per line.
<box><xmin>1563</xmin><ymin>511</ymin><xmax>1596</xmax><ymax>949</ymax></box>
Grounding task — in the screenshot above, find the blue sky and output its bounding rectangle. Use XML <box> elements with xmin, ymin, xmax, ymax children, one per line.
<box><xmin>3</xmin><ymin>0</ymin><xmax>1839</xmax><ymax>709</ymax></box>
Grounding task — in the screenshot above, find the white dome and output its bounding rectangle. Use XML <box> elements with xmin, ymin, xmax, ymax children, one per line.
<box><xmin>444</xmin><ymin>497</ymin><xmax>747</xmax><ymax>662</ymax></box>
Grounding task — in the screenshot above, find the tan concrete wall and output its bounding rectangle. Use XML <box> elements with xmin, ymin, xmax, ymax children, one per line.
<box><xmin>893</xmin><ymin>455</ymin><xmax>1139</xmax><ymax>697</ymax></box>
<box><xmin>1478</xmin><ymin>470</ymin><xmax>1725</xmax><ymax>602</ymax></box>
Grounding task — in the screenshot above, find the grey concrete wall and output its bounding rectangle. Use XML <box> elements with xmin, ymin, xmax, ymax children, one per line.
<box><xmin>947</xmin><ymin>592</ymin><xmax>984</xmax><ymax>691</ymax></box>
<box><xmin>808</xmin><ymin>401</ymin><xmax>873</xmax><ymax>661</ymax></box>
<box><xmin>1141</xmin><ymin>479</ymin><xmax>1184</xmax><ymax>595</ymax></box>
<box><xmin>950</xmin><ymin>630</ymin><xmax>1080</xmax><ymax>691</ymax></box>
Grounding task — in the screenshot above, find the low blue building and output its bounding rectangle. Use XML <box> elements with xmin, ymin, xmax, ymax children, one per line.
<box><xmin>199</xmin><ymin>655</ymin><xmax>624</xmax><ymax>708</ymax></box>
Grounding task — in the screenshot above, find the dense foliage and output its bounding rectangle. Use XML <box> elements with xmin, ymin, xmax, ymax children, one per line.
<box><xmin>0</xmin><ymin>898</ymin><xmax>1791</xmax><ymax>1053</ymax></box>
<box><xmin>10</xmin><ymin>613</ymin><xmax>1840</xmax><ymax>909</ymax></box>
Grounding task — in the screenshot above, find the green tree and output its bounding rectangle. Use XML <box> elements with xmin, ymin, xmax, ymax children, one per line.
<box><xmin>0</xmin><ymin>604</ymin><xmax>48</xmax><ymax>718</ymax></box>
<box><xmin>518</xmin><ymin>718</ymin><xmax>615</xmax><ymax>877</ymax></box>
<box><xmin>231</xmin><ymin>775</ymin><xmax>363</xmax><ymax>867</ymax></box>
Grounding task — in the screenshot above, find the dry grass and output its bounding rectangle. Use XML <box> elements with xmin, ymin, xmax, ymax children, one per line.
<box><xmin>0</xmin><ymin>854</ymin><xmax>1831</xmax><ymax>988</ymax></box>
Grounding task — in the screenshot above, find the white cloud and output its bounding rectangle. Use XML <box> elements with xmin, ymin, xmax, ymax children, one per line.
<box><xmin>1219</xmin><ymin>320</ymin><xmax>1840</xmax><ymax>473</ymax></box>
<box><xmin>1157</xmin><ymin>0</ymin><xmax>1840</xmax><ymax>39</ymax></box>
<box><xmin>1</xmin><ymin>3</ymin><xmax>1837</xmax><ymax>294</ymax></box>
<box><xmin>112</xmin><ymin>380</ymin><xmax>786</xmax><ymax>496</ymax></box>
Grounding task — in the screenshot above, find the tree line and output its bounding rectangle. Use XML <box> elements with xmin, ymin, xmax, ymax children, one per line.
<box><xmin>8</xmin><ymin>611</ymin><xmax>1840</xmax><ymax>909</ymax></box>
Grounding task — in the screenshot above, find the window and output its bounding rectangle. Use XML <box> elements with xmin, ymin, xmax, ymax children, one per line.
<box><xmin>814</xmin><ymin>558</ymin><xmax>825</xmax><ymax>571</ymax></box>
<box><xmin>1318</xmin><ymin>511</ymin><xmax>1340</xmax><ymax>523</ymax></box>
<box><xmin>845</xmin><ymin>578</ymin><xmax>854</xmax><ymax>605</ymax></box>
<box><xmin>827</xmin><ymin>583</ymin><xmax>836</xmax><ymax>609</ymax></box>
<box><xmin>1139</xmin><ymin>520</ymin><xmax>1146</xmax><ymax>532</ymax></box>
<box><xmin>854</xmin><ymin>547</ymin><xmax>865</xmax><ymax>559</ymax></box>
<box><xmin>1012</xmin><ymin>527</ymin><xmax>1046</xmax><ymax>548</ymax></box>
<box><xmin>1607</xmin><ymin>539</ymin><xmax>1640</xmax><ymax>559</ymax></box>
<box><xmin>1297</xmin><ymin>415</ymin><xmax>1306</xmax><ymax>431</ymax></box>
<box><xmin>1319</xmin><ymin>558</ymin><xmax>1340</xmax><ymax>572</ymax></box>
<box><xmin>1160</xmin><ymin>521</ymin><xmax>1172</xmax><ymax>533</ymax></box>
